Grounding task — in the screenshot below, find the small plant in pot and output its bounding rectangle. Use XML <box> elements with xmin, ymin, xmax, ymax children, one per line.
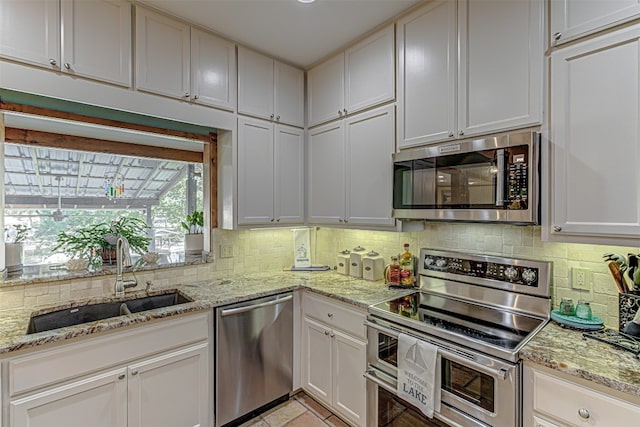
<box><xmin>182</xmin><ymin>210</ymin><xmax>204</xmax><ymax>255</ymax></box>
<box><xmin>4</xmin><ymin>224</ymin><xmax>29</xmax><ymax>272</ymax></box>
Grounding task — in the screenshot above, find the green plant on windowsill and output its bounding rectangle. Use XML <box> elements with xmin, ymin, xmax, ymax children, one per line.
<box><xmin>181</xmin><ymin>210</ymin><xmax>204</xmax><ymax>235</ymax></box>
<box><xmin>53</xmin><ymin>216</ymin><xmax>151</xmax><ymax>269</ymax></box>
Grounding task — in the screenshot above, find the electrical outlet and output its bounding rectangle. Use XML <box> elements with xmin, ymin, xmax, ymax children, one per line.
<box><xmin>220</xmin><ymin>245</ymin><xmax>234</xmax><ymax>258</ymax></box>
<box><xmin>572</xmin><ymin>267</ymin><xmax>591</xmax><ymax>291</ymax></box>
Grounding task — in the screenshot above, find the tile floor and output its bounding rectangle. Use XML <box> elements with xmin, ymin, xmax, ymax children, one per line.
<box><xmin>239</xmin><ymin>391</ymin><xmax>351</xmax><ymax>427</ymax></box>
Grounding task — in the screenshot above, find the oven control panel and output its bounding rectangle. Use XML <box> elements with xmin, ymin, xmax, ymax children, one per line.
<box><xmin>422</xmin><ymin>255</ymin><xmax>539</xmax><ymax>287</ymax></box>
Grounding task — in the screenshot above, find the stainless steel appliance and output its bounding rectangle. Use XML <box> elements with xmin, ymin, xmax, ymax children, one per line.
<box><xmin>216</xmin><ymin>293</ymin><xmax>293</xmax><ymax>426</ymax></box>
<box><xmin>365</xmin><ymin>249</ymin><xmax>551</xmax><ymax>427</ymax></box>
<box><xmin>393</xmin><ymin>130</ymin><xmax>540</xmax><ymax>224</ymax></box>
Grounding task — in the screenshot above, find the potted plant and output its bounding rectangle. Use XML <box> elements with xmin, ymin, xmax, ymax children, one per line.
<box><xmin>54</xmin><ymin>216</ymin><xmax>151</xmax><ymax>269</ymax></box>
<box><xmin>5</xmin><ymin>224</ymin><xmax>29</xmax><ymax>272</ymax></box>
<box><xmin>182</xmin><ymin>210</ymin><xmax>204</xmax><ymax>255</ymax></box>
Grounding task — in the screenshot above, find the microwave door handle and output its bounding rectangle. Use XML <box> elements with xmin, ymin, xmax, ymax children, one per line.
<box><xmin>496</xmin><ymin>149</ymin><xmax>505</xmax><ymax>206</ymax></box>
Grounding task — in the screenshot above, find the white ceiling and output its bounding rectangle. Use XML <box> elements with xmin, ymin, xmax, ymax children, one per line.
<box><xmin>139</xmin><ymin>0</ymin><xmax>423</xmax><ymax>69</ymax></box>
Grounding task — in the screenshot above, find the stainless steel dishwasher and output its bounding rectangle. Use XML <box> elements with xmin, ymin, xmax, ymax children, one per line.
<box><xmin>215</xmin><ymin>292</ymin><xmax>293</xmax><ymax>427</ymax></box>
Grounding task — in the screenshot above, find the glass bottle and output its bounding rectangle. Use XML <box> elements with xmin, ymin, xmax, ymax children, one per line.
<box><xmin>399</xmin><ymin>243</ymin><xmax>414</xmax><ymax>286</ymax></box>
<box><xmin>575</xmin><ymin>300</ymin><xmax>592</xmax><ymax>320</ymax></box>
<box><xmin>388</xmin><ymin>256</ymin><xmax>401</xmax><ymax>285</ymax></box>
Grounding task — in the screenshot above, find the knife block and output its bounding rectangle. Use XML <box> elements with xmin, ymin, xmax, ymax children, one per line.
<box><xmin>619</xmin><ymin>293</ymin><xmax>640</xmax><ymax>330</ymax></box>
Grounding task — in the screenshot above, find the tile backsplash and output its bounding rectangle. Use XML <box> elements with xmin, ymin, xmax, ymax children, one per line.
<box><xmin>3</xmin><ymin>224</ymin><xmax>638</xmax><ymax>329</ymax></box>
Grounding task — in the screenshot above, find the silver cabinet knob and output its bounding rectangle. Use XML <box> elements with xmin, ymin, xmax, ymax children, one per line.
<box><xmin>343</xmin><ymin>108</ymin><xmax>347</xmax><ymax>114</ymax></box>
<box><xmin>183</xmin><ymin>93</ymin><xmax>190</xmax><ymax>98</ymax></box>
<box><xmin>270</xmin><ymin>114</ymin><xmax>274</xmax><ymax>119</ymax></box>
<box><xmin>131</xmin><ymin>369</ymin><xmax>139</xmax><ymax>376</ymax></box>
<box><xmin>553</xmin><ymin>32</ymin><xmax>562</xmax><ymax>41</ymax></box>
<box><xmin>118</xmin><ymin>374</ymin><xmax>126</xmax><ymax>380</ymax></box>
<box><xmin>448</xmin><ymin>131</ymin><xmax>454</xmax><ymax>137</ymax></box>
<box><xmin>459</xmin><ymin>130</ymin><xmax>464</xmax><ymax>136</ymax></box>
<box><xmin>330</xmin><ymin>332</ymin><xmax>335</xmax><ymax>338</ymax></box>
<box><xmin>276</xmin><ymin>218</ymin><xmax>280</xmax><ymax>222</ymax></box>
<box><xmin>49</xmin><ymin>59</ymin><xmax>57</xmax><ymax>66</ymax></box>
<box><xmin>193</xmin><ymin>94</ymin><xmax>199</xmax><ymax>100</ymax></box>
<box><xmin>338</xmin><ymin>110</ymin><xmax>343</xmax><ymax>116</ymax></box>
<box><xmin>324</xmin><ymin>330</ymin><xmax>330</xmax><ymax>336</ymax></box>
<box><xmin>276</xmin><ymin>115</ymin><xmax>280</xmax><ymax>121</ymax></box>
<box><xmin>270</xmin><ymin>218</ymin><xmax>275</xmax><ymax>222</ymax></box>
<box><xmin>64</xmin><ymin>62</ymin><xmax>71</xmax><ymax>69</ymax></box>
<box><xmin>578</xmin><ymin>408</ymin><xmax>590</xmax><ymax>419</ymax></box>
<box><xmin>553</xmin><ymin>225</ymin><xmax>562</xmax><ymax>232</ymax></box>
<box><xmin>327</xmin><ymin>313</ymin><xmax>333</xmax><ymax>318</ymax></box>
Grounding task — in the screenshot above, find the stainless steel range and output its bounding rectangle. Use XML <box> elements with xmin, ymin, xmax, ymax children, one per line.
<box><xmin>365</xmin><ymin>248</ymin><xmax>551</xmax><ymax>427</ymax></box>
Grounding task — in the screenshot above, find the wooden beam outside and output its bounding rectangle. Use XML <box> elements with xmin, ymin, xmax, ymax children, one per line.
<box><xmin>5</xmin><ymin>127</ymin><xmax>203</xmax><ymax>163</ymax></box>
<box><xmin>0</xmin><ymin>101</ymin><xmax>214</xmax><ymax>143</ymax></box>
<box><xmin>204</xmin><ymin>134</ymin><xmax>218</xmax><ymax>229</ymax></box>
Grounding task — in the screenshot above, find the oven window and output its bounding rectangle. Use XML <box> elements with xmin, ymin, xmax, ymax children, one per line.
<box><xmin>378</xmin><ymin>335</ymin><xmax>398</xmax><ymax>367</ymax></box>
<box><xmin>441</xmin><ymin>359</ymin><xmax>495</xmax><ymax>413</ymax></box>
<box><xmin>378</xmin><ymin>387</ymin><xmax>451</xmax><ymax>427</ymax></box>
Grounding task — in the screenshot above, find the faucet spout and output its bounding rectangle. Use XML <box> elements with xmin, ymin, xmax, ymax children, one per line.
<box><xmin>115</xmin><ymin>236</ymin><xmax>136</xmax><ymax>296</ymax></box>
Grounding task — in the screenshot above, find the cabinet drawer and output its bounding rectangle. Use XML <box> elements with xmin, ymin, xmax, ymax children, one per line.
<box><xmin>303</xmin><ymin>292</ymin><xmax>366</xmax><ymax>339</ymax></box>
<box><xmin>9</xmin><ymin>312</ymin><xmax>210</xmax><ymax>396</ymax></box>
<box><xmin>532</xmin><ymin>369</ymin><xmax>640</xmax><ymax>426</ymax></box>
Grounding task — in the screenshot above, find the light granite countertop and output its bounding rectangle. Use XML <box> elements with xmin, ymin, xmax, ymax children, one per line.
<box><xmin>0</xmin><ymin>270</ymin><xmax>412</xmax><ymax>355</ymax></box>
<box><xmin>520</xmin><ymin>322</ymin><xmax>640</xmax><ymax>398</ymax></box>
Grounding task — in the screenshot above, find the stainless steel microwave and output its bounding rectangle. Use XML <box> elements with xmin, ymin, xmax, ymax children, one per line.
<box><xmin>393</xmin><ymin>131</ymin><xmax>540</xmax><ymax>224</ymax></box>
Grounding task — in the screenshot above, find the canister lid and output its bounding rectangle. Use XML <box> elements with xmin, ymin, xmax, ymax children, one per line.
<box><xmin>366</xmin><ymin>251</ymin><xmax>379</xmax><ymax>256</ymax></box>
<box><xmin>339</xmin><ymin>249</ymin><xmax>351</xmax><ymax>254</ymax></box>
<box><xmin>352</xmin><ymin>245</ymin><xmax>366</xmax><ymax>252</ymax></box>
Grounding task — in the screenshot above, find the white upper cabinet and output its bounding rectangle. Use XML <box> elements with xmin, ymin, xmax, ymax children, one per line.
<box><xmin>238</xmin><ymin>46</ymin><xmax>304</xmax><ymax>127</ymax></box>
<box><xmin>308</xmin><ymin>104</ymin><xmax>395</xmax><ymax>227</ymax></box>
<box><xmin>136</xmin><ymin>6</ymin><xmax>190</xmax><ymax>100</ymax></box>
<box><xmin>549</xmin><ymin>25</ymin><xmax>640</xmax><ymax>242</ymax></box>
<box><xmin>397</xmin><ymin>0</ymin><xmax>456</xmax><ymax>147</ymax></box>
<box><xmin>136</xmin><ymin>6</ymin><xmax>236</xmax><ymax>109</ymax></box>
<box><xmin>458</xmin><ymin>0</ymin><xmax>543</xmax><ymax>138</ymax></box>
<box><xmin>551</xmin><ymin>0</ymin><xmax>640</xmax><ymax>45</ymax></box>
<box><xmin>237</xmin><ymin>117</ymin><xmax>304</xmax><ymax>226</ymax></box>
<box><xmin>397</xmin><ymin>0</ymin><xmax>543</xmax><ymax>148</ymax></box>
<box><xmin>0</xmin><ymin>0</ymin><xmax>131</xmax><ymax>87</ymax></box>
<box><xmin>308</xmin><ymin>25</ymin><xmax>395</xmax><ymax>128</ymax></box>
<box><xmin>190</xmin><ymin>28</ymin><xmax>236</xmax><ymax>110</ymax></box>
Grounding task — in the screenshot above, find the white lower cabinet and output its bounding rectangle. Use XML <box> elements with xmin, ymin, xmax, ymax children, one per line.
<box><xmin>523</xmin><ymin>363</ymin><xmax>640</xmax><ymax>427</ymax></box>
<box><xmin>301</xmin><ymin>293</ymin><xmax>367</xmax><ymax>427</ymax></box>
<box><xmin>4</xmin><ymin>312</ymin><xmax>211</xmax><ymax>427</ymax></box>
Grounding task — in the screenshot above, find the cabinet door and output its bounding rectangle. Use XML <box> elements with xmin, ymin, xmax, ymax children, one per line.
<box><xmin>308</xmin><ymin>121</ymin><xmax>346</xmax><ymax>224</ymax></box>
<box><xmin>191</xmin><ymin>28</ymin><xmax>236</xmax><ymax>110</ymax></box>
<box><xmin>238</xmin><ymin>47</ymin><xmax>275</xmax><ymax>120</ymax></box>
<box><xmin>551</xmin><ymin>0</ymin><xmax>640</xmax><ymax>45</ymax></box>
<box><xmin>0</xmin><ymin>0</ymin><xmax>59</xmax><ymax>69</ymax></box>
<box><xmin>135</xmin><ymin>7</ymin><xmax>190</xmax><ymax>99</ymax></box>
<box><xmin>397</xmin><ymin>1</ymin><xmax>456</xmax><ymax>148</ymax></box>
<box><xmin>61</xmin><ymin>0</ymin><xmax>131</xmax><ymax>87</ymax></box>
<box><xmin>458</xmin><ymin>0</ymin><xmax>542</xmax><ymax>138</ymax></box>
<box><xmin>550</xmin><ymin>26</ymin><xmax>640</xmax><ymax>239</ymax></box>
<box><xmin>275</xmin><ymin>61</ymin><xmax>305</xmax><ymax>127</ymax></box>
<box><xmin>10</xmin><ymin>369</ymin><xmax>127</xmax><ymax>427</ymax></box>
<box><xmin>332</xmin><ymin>330</ymin><xmax>367</xmax><ymax>427</ymax></box>
<box><xmin>345</xmin><ymin>25</ymin><xmax>395</xmax><ymax>115</ymax></box>
<box><xmin>302</xmin><ymin>317</ymin><xmax>332</xmax><ymax>405</ymax></box>
<box><xmin>308</xmin><ymin>53</ymin><xmax>345</xmax><ymax>127</ymax></box>
<box><xmin>345</xmin><ymin>105</ymin><xmax>395</xmax><ymax>226</ymax></box>
<box><xmin>237</xmin><ymin>117</ymin><xmax>275</xmax><ymax>225</ymax></box>
<box><xmin>128</xmin><ymin>343</ymin><xmax>209</xmax><ymax>427</ymax></box>
<box><xmin>274</xmin><ymin>125</ymin><xmax>304</xmax><ymax>224</ymax></box>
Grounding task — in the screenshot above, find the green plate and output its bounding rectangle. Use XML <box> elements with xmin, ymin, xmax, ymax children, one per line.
<box><xmin>550</xmin><ymin>309</ymin><xmax>604</xmax><ymax>330</ymax></box>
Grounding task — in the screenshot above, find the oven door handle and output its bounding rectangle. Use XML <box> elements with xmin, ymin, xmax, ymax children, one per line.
<box><xmin>365</xmin><ymin>320</ymin><xmax>512</xmax><ymax>381</ymax></box>
<box><xmin>364</xmin><ymin>369</ymin><xmax>397</xmax><ymax>394</ymax></box>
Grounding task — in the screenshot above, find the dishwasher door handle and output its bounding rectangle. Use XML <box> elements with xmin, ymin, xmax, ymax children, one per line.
<box><xmin>219</xmin><ymin>294</ymin><xmax>293</xmax><ymax>317</ymax></box>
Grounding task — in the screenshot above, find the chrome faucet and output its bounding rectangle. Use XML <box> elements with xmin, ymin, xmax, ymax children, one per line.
<box><xmin>115</xmin><ymin>236</ymin><xmax>137</xmax><ymax>296</ymax></box>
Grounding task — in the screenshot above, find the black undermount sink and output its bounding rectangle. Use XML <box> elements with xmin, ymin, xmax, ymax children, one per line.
<box><xmin>26</xmin><ymin>291</ymin><xmax>193</xmax><ymax>334</ymax></box>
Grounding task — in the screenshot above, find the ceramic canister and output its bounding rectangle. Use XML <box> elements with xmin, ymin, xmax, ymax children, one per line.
<box><xmin>336</xmin><ymin>249</ymin><xmax>351</xmax><ymax>275</ymax></box>
<box><xmin>349</xmin><ymin>246</ymin><xmax>367</xmax><ymax>278</ymax></box>
<box><xmin>362</xmin><ymin>251</ymin><xmax>385</xmax><ymax>281</ymax></box>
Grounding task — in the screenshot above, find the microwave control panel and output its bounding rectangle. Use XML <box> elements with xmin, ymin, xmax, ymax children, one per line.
<box><xmin>506</xmin><ymin>149</ymin><xmax>528</xmax><ymax>210</ymax></box>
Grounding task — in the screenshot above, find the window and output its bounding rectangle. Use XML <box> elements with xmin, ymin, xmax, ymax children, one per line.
<box><xmin>4</xmin><ymin>143</ymin><xmax>203</xmax><ymax>267</ymax></box>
